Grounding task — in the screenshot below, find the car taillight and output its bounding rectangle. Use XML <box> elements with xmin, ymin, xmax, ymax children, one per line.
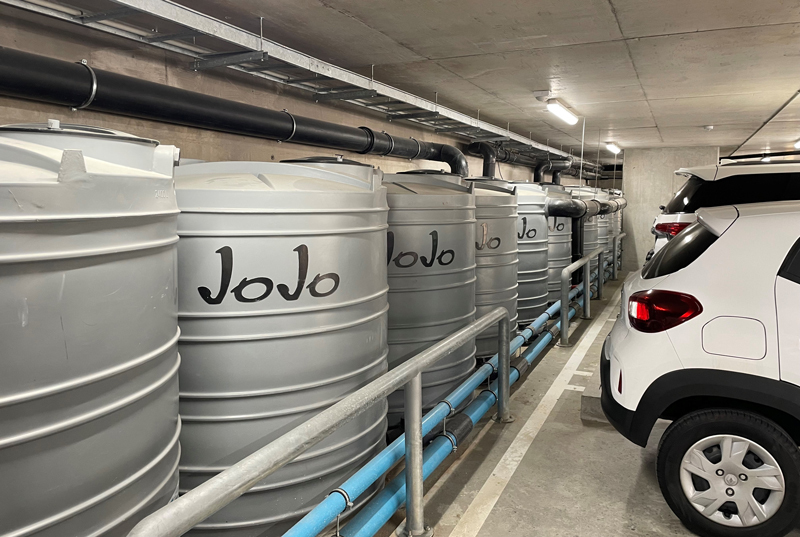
<box><xmin>627</xmin><ymin>290</ymin><xmax>702</xmax><ymax>333</ymax></box>
<box><xmin>654</xmin><ymin>222</ymin><xmax>691</xmax><ymax>237</ymax></box>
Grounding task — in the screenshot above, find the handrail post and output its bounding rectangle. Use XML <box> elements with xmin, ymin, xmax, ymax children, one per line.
<box><xmin>559</xmin><ymin>265</ymin><xmax>571</xmax><ymax>347</ymax></box>
<box><xmin>597</xmin><ymin>251</ymin><xmax>604</xmax><ymax>300</ymax></box>
<box><xmin>403</xmin><ymin>373</ymin><xmax>431</xmax><ymax>537</ymax></box>
<box><xmin>582</xmin><ymin>261</ymin><xmax>591</xmax><ymax>319</ymax></box>
<box><xmin>494</xmin><ymin>312</ymin><xmax>514</xmax><ymax>423</ymax></box>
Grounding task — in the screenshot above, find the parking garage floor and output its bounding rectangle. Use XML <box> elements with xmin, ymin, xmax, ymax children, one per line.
<box><xmin>378</xmin><ymin>275</ymin><xmax>799</xmax><ymax>537</ymax></box>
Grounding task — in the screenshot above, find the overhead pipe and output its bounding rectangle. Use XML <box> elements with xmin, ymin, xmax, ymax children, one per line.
<box><xmin>534</xmin><ymin>158</ymin><xmax>573</xmax><ymax>182</ymax></box>
<box><xmin>466</xmin><ymin>142</ymin><xmax>542</xmax><ymax>178</ymax></box>
<box><xmin>0</xmin><ymin>47</ymin><xmax>470</xmax><ymax>175</ymax></box>
<box><xmin>545</xmin><ymin>197</ymin><xmax>602</xmax><ymax>219</ymax></box>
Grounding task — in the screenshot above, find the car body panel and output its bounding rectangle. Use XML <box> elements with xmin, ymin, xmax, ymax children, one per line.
<box><xmin>607</xmin><ymin>201</ymin><xmax>800</xmax><ymax>414</ymax></box>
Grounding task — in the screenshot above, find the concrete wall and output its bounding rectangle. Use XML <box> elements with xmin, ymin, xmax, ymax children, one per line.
<box><xmin>621</xmin><ymin>147</ymin><xmax>719</xmax><ymax>270</ymax></box>
<box><xmin>0</xmin><ymin>6</ymin><xmax>537</xmax><ymax>181</ymax></box>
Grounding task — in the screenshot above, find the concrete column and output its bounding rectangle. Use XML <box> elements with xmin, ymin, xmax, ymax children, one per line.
<box><xmin>621</xmin><ymin>147</ymin><xmax>719</xmax><ymax>271</ymax></box>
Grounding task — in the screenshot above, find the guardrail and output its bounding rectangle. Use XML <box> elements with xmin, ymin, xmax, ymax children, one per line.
<box><xmin>128</xmin><ymin>308</ymin><xmax>512</xmax><ymax>537</ymax></box>
<box><xmin>559</xmin><ymin>246</ymin><xmax>605</xmax><ymax>347</ymax></box>
<box><xmin>610</xmin><ymin>232</ymin><xmax>627</xmax><ymax>281</ymax></box>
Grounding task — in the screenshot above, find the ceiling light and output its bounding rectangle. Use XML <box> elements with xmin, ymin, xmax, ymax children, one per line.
<box><xmin>546</xmin><ymin>99</ymin><xmax>579</xmax><ymax>125</ymax></box>
<box><xmin>606</xmin><ymin>142</ymin><xmax>621</xmax><ymax>154</ymax></box>
<box><xmin>794</xmin><ymin>139</ymin><xmax>800</xmax><ymax>149</ymax></box>
<box><xmin>761</xmin><ymin>156</ymin><xmax>772</xmax><ymax>162</ymax></box>
<box><xmin>703</xmin><ymin>125</ymin><xmax>714</xmax><ymax>131</ymax></box>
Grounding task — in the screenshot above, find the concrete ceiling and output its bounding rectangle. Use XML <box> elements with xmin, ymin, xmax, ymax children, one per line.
<box><xmin>179</xmin><ymin>0</ymin><xmax>800</xmax><ymax>159</ymax></box>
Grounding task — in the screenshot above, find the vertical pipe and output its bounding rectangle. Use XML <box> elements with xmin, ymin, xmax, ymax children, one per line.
<box><xmin>597</xmin><ymin>252</ymin><xmax>604</xmax><ymax>300</ymax></box>
<box><xmin>578</xmin><ymin>117</ymin><xmax>586</xmax><ymax>187</ymax></box>
<box><xmin>404</xmin><ymin>373</ymin><xmax>427</xmax><ymax>536</ymax></box>
<box><xmin>495</xmin><ymin>314</ymin><xmax>513</xmax><ymax>422</ymax></box>
<box><xmin>582</xmin><ymin>262</ymin><xmax>592</xmax><ymax>320</ymax></box>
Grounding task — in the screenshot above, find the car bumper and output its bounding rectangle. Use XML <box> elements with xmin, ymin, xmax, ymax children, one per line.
<box><xmin>600</xmin><ymin>340</ymin><xmax>647</xmax><ymax>447</ymax></box>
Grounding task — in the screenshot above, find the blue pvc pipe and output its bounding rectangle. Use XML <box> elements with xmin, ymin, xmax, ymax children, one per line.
<box><xmin>340</xmin><ymin>304</ymin><xmax>581</xmax><ymax>537</ymax></box>
<box><xmin>284</xmin><ymin>284</ymin><xmax>591</xmax><ymax>537</ymax></box>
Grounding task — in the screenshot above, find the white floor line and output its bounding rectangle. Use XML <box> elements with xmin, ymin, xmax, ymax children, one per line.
<box><xmin>564</xmin><ymin>385</ymin><xmax>586</xmax><ymax>392</ymax></box>
<box><xmin>572</xmin><ymin>370</ymin><xmax>593</xmax><ymax>377</ymax></box>
<box><xmin>446</xmin><ymin>295</ymin><xmax>621</xmax><ymax>537</ymax></box>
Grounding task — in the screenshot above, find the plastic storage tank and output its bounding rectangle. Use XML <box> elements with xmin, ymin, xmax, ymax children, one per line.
<box><xmin>566</xmin><ymin>186</ymin><xmax>599</xmax><ymax>271</ymax></box>
<box><xmin>511</xmin><ymin>182</ymin><xmax>548</xmax><ymax>323</ymax></box>
<box><xmin>0</xmin><ymin>121</ymin><xmax>181</xmax><ymax>536</ymax></box>
<box><xmin>468</xmin><ymin>179</ymin><xmax>519</xmax><ymax>357</ymax></box>
<box><xmin>610</xmin><ymin>190</ymin><xmax>623</xmax><ymax>268</ymax></box>
<box><xmin>539</xmin><ymin>184</ymin><xmax>573</xmax><ymax>303</ymax></box>
<box><xmin>174</xmin><ymin>157</ymin><xmax>389</xmax><ymax>536</ymax></box>
<box><xmin>595</xmin><ymin>189</ymin><xmax>611</xmax><ymax>266</ymax></box>
<box><xmin>384</xmin><ymin>171</ymin><xmax>477</xmax><ymax>426</ymax></box>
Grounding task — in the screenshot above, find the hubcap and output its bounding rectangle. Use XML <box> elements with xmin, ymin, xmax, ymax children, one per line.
<box><xmin>679</xmin><ymin>434</ymin><xmax>785</xmax><ymax>527</ymax></box>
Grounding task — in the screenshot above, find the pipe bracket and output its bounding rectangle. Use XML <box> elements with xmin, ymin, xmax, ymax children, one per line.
<box><xmin>281</xmin><ymin>109</ymin><xmax>297</xmax><ymax>142</ymax></box>
<box><xmin>72</xmin><ymin>59</ymin><xmax>97</xmax><ymax>111</ymax></box>
<box><xmin>381</xmin><ymin>131</ymin><xmax>395</xmax><ymax>156</ymax></box>
<box><xmin>408</xmin><ymin>137</ymin><xmax>422</xmax><ymax>160</ymax></box>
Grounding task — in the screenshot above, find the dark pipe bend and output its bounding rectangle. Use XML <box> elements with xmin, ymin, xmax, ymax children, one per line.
<box><xmin>535</xmin><ymin>158</ymin><xmax>573</xmax><ymax>183</ymax></box>
<box><xmin>0</xmin><ymin>47</ymin><xmax>470</xmax><ymax>175</ymax></box>
<box><xmin>467</xmin><ymin>142</ymin><xmax>497</xmax><ymax>178</ymax></box>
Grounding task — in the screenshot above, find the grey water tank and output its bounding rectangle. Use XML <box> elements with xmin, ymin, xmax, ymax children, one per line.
<box><xmin>384</xmin><ymin>171</ymin><xmax>477</xmax><ymax>425</ymax></box>
<box><xmin>511</xmin><ymin>182</ymin><xmax>548</xmax><ymax>323</ymax></box>
<box><xmin>0</xmin><ymin>122</ymin><xmax>181</xmax><ymax>537</ymax></box>
<box><xmin>174</xmin><ymin>158</ymin><xmax>389</xmax><ymax>536</ymax></box>
<box><xmin>468</xmin><ymin>179</ymin><xmax>519</xmax><ymax>357</ymax></box>
<box><xmin>540</xmin><ymin>184</ymin><xmax>573</xmax><ymax>303</ymax></box>
<box><xmin>595</xmin><ymin>189</ymin><xmax>611</xmax><ymax>264</ymax></box>
<box><xmin>567</xmin><ymin>186</ymin><xmax>599</xmax><ymax>271</ymax></box>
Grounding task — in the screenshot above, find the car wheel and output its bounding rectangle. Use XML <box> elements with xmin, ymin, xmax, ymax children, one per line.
<box><xmin>657</xmin><ymin>409</ymin><xmax>800</xmax><ymax>537</ymax></box>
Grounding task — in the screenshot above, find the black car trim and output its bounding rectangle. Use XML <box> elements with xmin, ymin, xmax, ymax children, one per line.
<box><xmin>600</xmin><ymin>340</ymin><xmax>800</xmax><ymax>447</ymax></box>
<box><xmin>778</xmin><ymin>237</ymin><xmax>800</xmax><ymax>285</ymax></box>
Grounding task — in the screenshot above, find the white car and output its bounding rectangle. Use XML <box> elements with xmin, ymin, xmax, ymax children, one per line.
<box><xmin>645</xmin><ymin>161</ymin><xmax>800</xmax><ymax>262</ymax></box>
<box><xmin>602</xmin><ymin>201</ymin><xmax>800</xmax><ymax>537</ymax></box>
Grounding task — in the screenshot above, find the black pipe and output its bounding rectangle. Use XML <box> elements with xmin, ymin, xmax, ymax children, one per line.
<box><xmin>552</xmin><ymin>169</ymin><xmax>563</xmax><ymax>185</ymax></box>
<box><xmin>545</xmin><ymin>198</ymin><xmax>601</xmax><ymax>219</ymax></box>
<box><xmin>534</xmin><ymin>158</ymin><xmax>573</xmax><ymax>182</ymax></box>
<box><xmin>466</xmin><ymin>142</ymin><xmax>541</xmax><ymax>177</ymax></box>
<box><xmin>467</xmin><ymin>142</ymin><xmax>497</xmax><ymax>178</ymax></box>
<box><xmin>0</xmin><ymin>47</ymin><xmax>469</xmax><ymax>175</ymax></box>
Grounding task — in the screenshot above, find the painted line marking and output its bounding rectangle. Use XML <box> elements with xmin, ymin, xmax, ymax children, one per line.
<box><xmin>572</xmin><ymin>370</ymin><xmax>593</xmax><ymax>377</ymax></box>
<box><xmin>447</xmin><ymin>295</ymin><xmax>621</xmax><ymax>537</ymax></box>
<box><xmin>564</xmin><ymin>385</ymin><xmax>586</xmax><ymax>392</ymax></box>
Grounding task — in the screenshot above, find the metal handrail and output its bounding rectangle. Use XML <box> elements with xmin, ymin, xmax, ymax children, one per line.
<box><xmin>128</xmin><ymin>308</ymin><xmax>511</xmax><ymax>537</ymax></box>
<box><xmin>559</xmin><ymin>246</ymin><xmax>605</xmax><ymax>346</ymax></box>
<box><xmin>610</xmin><ymin>232</ymin><xmax>627</xmax><ymax>281</ymax></box>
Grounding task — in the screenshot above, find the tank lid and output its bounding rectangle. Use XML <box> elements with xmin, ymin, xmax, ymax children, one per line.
<box><xmin>399</xmin><ymin>169</ymin><xmax>460</xmax><ymax>177</ymax></box>
<box><xmin>0</xmin><ymin>121</ymin><xmax>159</xmax><ymax>145</ymax></box>
<box><xmin>281</xmin><ymin>155</ymin><xmax>371</xmax><ymax>167</ymax></box>
<box><xmin>466</xmin><ymin>178</ymin><xmax>516</xmax><ymax>196</ymax></box>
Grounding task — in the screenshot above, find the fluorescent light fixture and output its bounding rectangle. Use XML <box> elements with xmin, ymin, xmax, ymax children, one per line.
<box><xmin>546</xmin><ymin>99</ymin><xmax>579</xmax><ymax>125</ymax></box>
<box><xmin>761</xmin><ymin>156</ymin><xmax>772</xmax><ymax>162</ymax></box>
<box><xmin>606</xmin><ymin>142</ymin><xmax>621</xmax><ymax>154</ymax></box>
<box><xmin>794</xmin><ymin>139</ymin><xmax>800</xmax><ymax>149</ymax></box>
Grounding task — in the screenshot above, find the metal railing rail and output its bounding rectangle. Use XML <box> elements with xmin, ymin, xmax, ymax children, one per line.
<box><xmin>559</xmin><ymin>246</ymin><xmax>605</xmax><ymax>346</ymax></box>
<box><xmin>610</xmin><ymin>232</ymin><xmax>627</xmax><ymax>281</ymax></box>
<box><xmin>128</xmin><ymin>308</ymin><xmax>512</xmax><ymax>537</ymax></box>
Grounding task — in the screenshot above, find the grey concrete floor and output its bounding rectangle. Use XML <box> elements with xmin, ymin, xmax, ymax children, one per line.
<box><xmin>371</xmin><ymin>277</ymin><xmax>800</xmax><ymax>537</ymax></box>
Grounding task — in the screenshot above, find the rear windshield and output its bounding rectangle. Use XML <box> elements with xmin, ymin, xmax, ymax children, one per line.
<box><xmin>642</xmin><ymin>222</ymin><xmax>718</xmax><ymax>279</ymax></box>
<box><xmin>665</xmin><ymin>172</ymin><xmax>800</xmax><ymax>213</ymax></box>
